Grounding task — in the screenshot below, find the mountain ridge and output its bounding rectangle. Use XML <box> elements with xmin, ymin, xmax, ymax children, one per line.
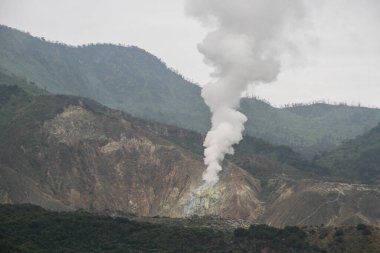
<box><xmin>2</xmin><ymin>24</ymin><xmax>380</xmax><ymax>157</ymax></box>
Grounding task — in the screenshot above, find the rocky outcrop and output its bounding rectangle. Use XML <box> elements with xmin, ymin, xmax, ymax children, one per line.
<box><xmin>260</xmin><ymin>178</ymin><xmax>380</xmax><ymax>226</ymax></box>
<box><xmin>0</xmin><ymin>104</ymin><xmax>264</xmax><ymax>219</ymax></box>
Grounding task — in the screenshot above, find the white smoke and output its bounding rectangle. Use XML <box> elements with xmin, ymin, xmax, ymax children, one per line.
<box><xmin>186</xmin><ymin>0</ymin><xmax>309</xmax><ymax>187</ymax></box>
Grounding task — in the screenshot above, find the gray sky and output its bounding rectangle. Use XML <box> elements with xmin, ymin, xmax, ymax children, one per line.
<box><xmin>0</xmin><ymin>0</ymin><xmax>379</xmax><ymax>107</ymax></box>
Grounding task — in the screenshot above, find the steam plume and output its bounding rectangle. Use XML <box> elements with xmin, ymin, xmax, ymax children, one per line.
<box><xmin>186</xmin><ymin>0</ymin><xmax>308</xmax><ymax>187</ymax></box>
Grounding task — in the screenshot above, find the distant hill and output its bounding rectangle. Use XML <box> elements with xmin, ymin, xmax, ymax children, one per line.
<box><xmin>0</xmin><ymin>25</ymin><xmax>210</xmax><ymax>133</ymax></box>
<box><xmin>316</xmin><ymin>123</ymin><xmax>380</xmax><ymax>183</ymax></box>
<box><xmin>241</xmin><ymin>100</ymin><xmax>380</xmax><ymax>157</ymax></box>
<box><xmin>1</xmin><ymin>24</ymin><xmax>380</xmax><ymax>156</ymax></box>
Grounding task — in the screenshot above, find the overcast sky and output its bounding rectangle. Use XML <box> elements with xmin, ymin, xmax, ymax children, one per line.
<box><xmin>0</xmin><ymin>0</ymin><xmax>379</xmax><ymax>107</ymax></box>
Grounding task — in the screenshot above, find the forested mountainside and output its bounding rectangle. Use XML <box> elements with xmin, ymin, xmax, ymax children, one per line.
<box><xmin>1</xmin><ymin>76</ymin><xmax>380</xmax><ymax>226</ymax></box>
<box><xmin>1</xmin><ymin>204</ymin><xmax>380</xmax><ymax>253</ymax></box>
<box><xmin>1</xmin><ymin>25</ymin><xmax>380</xmax><ymax>157</ymax></box>
<box><xmin>241</xmin><ymin>100</ymin><xmax>380</xmax><ymax>157</ymax></box>
<box><xmin>316</xmin><ymin>123</ymin><xmax>380</xmax><ymax>183</ymax></box>
<box><xmin>0</xmin><ymin>25</ymin><xmax>210</xmax><ymax>133</ymax></box>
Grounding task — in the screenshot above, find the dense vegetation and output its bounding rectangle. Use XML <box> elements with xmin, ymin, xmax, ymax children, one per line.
<box><xmin>0</xmin><ymin>25</ymin><xmax>211</xmax><ymax>134</ymax></box>
<box><xmin>316</xmin><ymin>123</ymin><xmax>380</xmax><ymax>183</ymax></box>
<box><xmin>1</xmin><ymin>204</ymin><xmax>379</xmax><ymax>253</ymax></box>
<box><xmin>1</xmin><ymin>25</ymin><xmax>380</xmax><ymax>157</ymax></box>
<box><xmin>231</xmin><ymin>136</ymin><xmax>319</xmax><ymax>178</ymax></box>
<box><xmin>242</xmin><ymin>100</ymin><xmax>380</xmax><ymax>157</ymax></box>
<box><xmin>0</xmin><ymin>80</ymin><xmax>28</xmax><ymax>128</ymax></box>
<box><xmin>0</xmin><ymin>204</ymin><xmax>323</xmax><ymax>253</ymax></box>
<box><xmin>0</xmin><ymin>70</ymin><xmax>48</xmax><ymax>96</ymax></box>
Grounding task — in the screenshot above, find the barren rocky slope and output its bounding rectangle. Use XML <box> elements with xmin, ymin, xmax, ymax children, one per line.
<box><xmin>0</xmin><ymin>86</ymin><xmax>264</xmax><ymax>219</ymax></box>
<box><xmin>0</xmin><ymin>84</ymin><xmax>380</xmax><ymax>226</ymax></box>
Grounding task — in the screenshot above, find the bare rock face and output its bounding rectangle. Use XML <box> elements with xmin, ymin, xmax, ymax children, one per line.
<box><xmin>0</xmin><ymin>105</ymin><xmax>263</xmax><ymax>219</ymax></box>
<box><xmin>184</xmin><ymin>164</ymin><xmax>264</xmax><ymax>220</ymax></box>
<box><xmin>260</xmin><ymin>178</ymin><xmax>380</xmax><ymax>226</ymax></box>
<box><xmin>1</xmin><ymin>100</ymin><xmax>380</xmax><ymax>226</ymax></box>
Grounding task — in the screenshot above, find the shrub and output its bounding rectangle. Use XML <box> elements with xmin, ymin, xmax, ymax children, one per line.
<box><xmin>334</xmin><ymin>229</ymin><xmax>344</xmax><ymax>237</ymax></box>
<box><xmin>234</xmin><ymin>227</ymin><xmax>248</xmax><ymax>237</ymax></box>
<box><xmin>248</xmin><ymin>224</ymin><xmax>280</xmax><ymax>240</ymax></box>
<box><xmin>356</xmin><ymin>224</ymin><xmax>367</xmax><ymax>231</ymax></box>
<box><xmin>362</xmin><ymin>229</ymin><xmax>372</xmax><ymax>236</ymax></box>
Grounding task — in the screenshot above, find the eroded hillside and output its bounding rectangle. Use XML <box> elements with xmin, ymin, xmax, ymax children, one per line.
<box><xmin>1</xmin><ymin>84</ymin><xmax>380</xmax><ymax>226</ymax></box>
